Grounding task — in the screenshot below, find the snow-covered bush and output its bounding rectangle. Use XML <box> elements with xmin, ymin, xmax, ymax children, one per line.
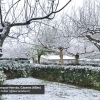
<box><xmin>1</xmin><ymin>63</ymin><xmax>100</xmax><ymax>89</ymax></box>
<box><xmin>30</xmin><ymin>64</ymin><xmax>100</xmax><ymax>88</ymax></box>
<box><xmin>0</xmin><ymin>71</ymin><xmax>6</xmax><ymax>85</ymax></box>
<box><xmin>1</xmin><ymin>63</ymin><xmax>31</xmax><ymax>79</ymax></box>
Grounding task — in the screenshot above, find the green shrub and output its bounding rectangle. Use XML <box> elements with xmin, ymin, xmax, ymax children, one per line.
<box><xmin>0</xmin><ymin>71</ymin><xmax>6</xmax><ymax>85</ymax></box>
<box><xmin>1</xmin><ymin>63</ymin><xmax>100</xmax><ymax>90</ymax></box>
<box><xmin>0</xmin><ymin>95</ymin><xmax>3</xmax><ymax>100</ymax></box>
<box><xmin>30</xmin><ymin>66</ymin><xmax>100</xmax><ymax>89</ymax></box>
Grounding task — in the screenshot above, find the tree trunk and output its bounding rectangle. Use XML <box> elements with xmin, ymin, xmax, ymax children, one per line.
<box><xmin>0</xmin><ymin>35</ymin><xmax>4</xmax><ymax>57</ymax></box>
<box><xmin>38</xmin><ymin>55</ymin><xmax>41</xmax><ymax>64</ymax></box>
<box><xmin>75</xmin><ymin>53</ymin><xmax>79</xmax><ymax>65</ymax></box>
<box><xmin>86</xmin><ymin>35</ymin><xmax>100</xmax><ymax>51</ymax></box>
<box><xmin>94</xmin><ymin>43</ymin><xmax>100</xmax><ymax>52</ymax></box>
<box><xmin>0</xmin><ymin>22</ymin><xmax>11</xmax><ymax>57</ymax></box>
<box><xmin>58</xmin><ymin>47</ymin><xmax>64</xmax><ymax>65</ymax></box>
<box><xmin>32</xmin><ymin>57</ymin><xmax>34</xmax><ymax>63</ymax></box>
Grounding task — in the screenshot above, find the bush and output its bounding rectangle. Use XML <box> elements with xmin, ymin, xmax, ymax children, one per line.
<box><xmin>30</xmin><ymin>65</ymin><xmax>100</xmax><ymax>88</ymax></box>
<box><xmin>0</xmin><ymin>71</ymin><xmax>6</xmax><ymax>85</ymax></box>
<box><xmin>1</xmin><ymin>63</ymin><xmax>100</xmax><ymax>90</ymax></box>
<box><xmin>1</xmin><ymin>63</ymin><xmax>31</xmax><ymax>79</ymax></box>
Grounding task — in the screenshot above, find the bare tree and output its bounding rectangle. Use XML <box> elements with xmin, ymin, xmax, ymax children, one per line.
<box><xmin>36</xmin><ymin>22</ymin><xmax>71</xmax><ymax>65</ymax></box>
<box><xmin>2</xmin><ymin>40</ymin><xmax>31</xmax><ymax>58</ymax></box>
<box><xmin>0</xmin><ymin>0</ymin><xmax>71</xmax><ymax>57</ymax></box>
<box><xmin>67</xmin><ymin>0</ymin><xmax>100</xmax><ymax>52</ymax></box>
<box><xmin>66</xmin><ymin>49</ymin><xmax>95</xmax><ymax>65</ymax></box>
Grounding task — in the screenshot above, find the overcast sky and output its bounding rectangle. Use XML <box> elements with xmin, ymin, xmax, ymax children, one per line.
<box><xmin>61</xmin><ymin>0</ymin><xmax>83</xmax><ymax>11</ymax></box>
<box><xmin>53</xmin><ymin>0</ymin><xmax>84</xmax><ymax>19</ymax></box>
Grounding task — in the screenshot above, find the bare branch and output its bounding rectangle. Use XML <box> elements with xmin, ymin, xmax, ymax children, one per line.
<box><xmin>66</xmin><ymin>50</ymin><xmax>75</xmax><ymax>56</ymax></box>
<box><xmin>11</xmin><ymin>13</ymin><xmax>52</xmax><ymax>27</ymax></box>
<box><xmin>53</xmin><ymin>0</ymin><xmax>72</xmax><ymax>13</ymax></box>
<box><xmin>10</xmin><ymin>0</ymin><xmax>72</xmax><ymax>27</ymax></box>
<box><xmin>4</xmin><ymin>0</ymin><xmax>21</xmax><ymax>22</ymax></box>
<box><xmin>86</xmin><ymin>35</ymin><xmax>100</xmax><ymax>43</ymax></box>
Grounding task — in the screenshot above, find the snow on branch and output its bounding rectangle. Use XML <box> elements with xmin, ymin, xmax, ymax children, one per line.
<box><xmin>10</xmin><ymin>0</ymin><xmax>72</xmax><ymax>27</ymax></box>
<box><xmin>86</xmin><ymin>35</ymin><xmax>100</xmax><ymax>43</ymax></box>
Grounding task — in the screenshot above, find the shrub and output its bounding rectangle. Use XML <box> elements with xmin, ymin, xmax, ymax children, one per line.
<box><xmin>1</xmin><ymin>63</ymin><xmax>100</xmax><ymax>90</ymax></box>
<box><xmin>0</xmin><ymin>71</ymin><xmax>6</xmax><ymax>85</ymax></box>
<box><xmin>30</xmin><ymin>65</ymin><xmax>100</xmax><ymax>88</ymax></box>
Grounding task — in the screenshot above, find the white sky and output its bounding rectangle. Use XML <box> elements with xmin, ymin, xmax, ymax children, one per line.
<box><xmin>53</xmin><ymin>0</ymin><xmax>84</xmax><ymax>21</ymax></box>
<box><xmin>58</xmin><ymin>0</ymin><xmax>83</xmax><ymax>9</ymax></box>
<box><xmin>59</xmin><ymin>0</ymin><xmax>83</xmax><ymax>12</ymax></box>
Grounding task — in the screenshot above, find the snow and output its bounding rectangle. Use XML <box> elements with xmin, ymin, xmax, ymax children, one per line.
<box><xmin>41</xmin><ymin>55</ymin><xmax>75</xmax><ymax>60</ymax></box>
<box><xmin>0</xmin><ymin>71</ymin><xmax>6</xmax><ymax>78</ymax></box>
<box><xmin>0</xmin><ymin>71</ymin><xmax>6</xmax><ymax>82</ymax></box>
<box><xmin>2</xmin><ymin>77</ymin><xmax>100</xmax><ymax>100</ymax></box>
<box><xmin>30</xmin><ymin>64</ymin><xmax>100</xmax><ymax>72</ymax></box>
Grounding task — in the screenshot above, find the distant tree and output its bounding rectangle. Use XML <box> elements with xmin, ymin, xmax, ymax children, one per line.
<box><xmin>32</xmin><ymin>45</ymin><xmax>53</xmax><ymax>64</ymax></box>
<box><xmin>66</xmin><ymin>38</ymin><xmax>95</xmax><ymax>65</ymax></box>
<box><xmin>66</xmin><ymin>49</ymin><xmax>94</xmax><ymax>65</ymax></box>
<box><xmin>2</xmin><ymin>41</ymin><xmax>31</xmax><ymax>58</ymax></box>
<box><xmin>36</xmin><ymin>22</ymin><xmax>71</xmax><ymax>65</ymax></box>
<box><xmin>67</xmin><ymin>0</ymin><xmax>100</xmax><ymax>52</ymax></box>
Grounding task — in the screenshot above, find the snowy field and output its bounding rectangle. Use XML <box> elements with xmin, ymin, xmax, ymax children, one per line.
<box><xmin>1</xmin><ymin>77</ymin><xmax>100</xmax><ymax>100</ymax></box>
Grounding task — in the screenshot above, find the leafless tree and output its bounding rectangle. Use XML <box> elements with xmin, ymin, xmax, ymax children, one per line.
<box><xmin>67</xmin><ymin>0</ymin><xmax>100</xmax><ymax>52</ymax></box>
<box><xmin>2</xmin><ymin>40</ymin><xmax>32</xmax><ymax>58</ymax></box>
<box><xmin>59</xmin><ymin>8</ymin><xmax>98</xmax><ymax>64</ymax></box>
<box><xmin>36</xmin><ymin>21</ymin><xmax>72</xmax><ymax>65</ymax></box>
<box><xmin>66</xmin><ymin>49</ymin><xmax>95</xmax><ymax>65</ymax></box>
<box><xmin>0</xmin><ymin>0</ymin><xmax>71</xmax><ymax>57</ymax></box>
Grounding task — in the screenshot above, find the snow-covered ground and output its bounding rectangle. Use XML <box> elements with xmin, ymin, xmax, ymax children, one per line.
<box><xmin>2</xmin><ymin>77</ymin><xmax>100</xmax><ymax>100</ymax></box>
